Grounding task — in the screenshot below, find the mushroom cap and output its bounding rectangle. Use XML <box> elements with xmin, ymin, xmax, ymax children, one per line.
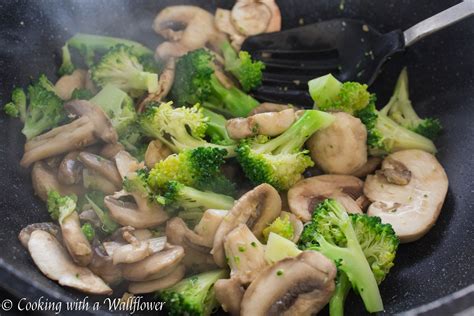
<box><xmin>28</xmin><ymin>230</ymin><xmax>112</xmax><ymax>295</ymax></box>
<box><xmin>193</xmin><ymin>209</ymin><xmax>227</xmax><ymax>248</ymax></box>
<box><xmin>108</xmin><ymin>237</ymin><xmax>166</xmax><ymax>265</ymax></box>
<box><xmin>307</xmin><ymin>112</ymin><xmax>368</xmax><ymax>175</ymax></box>
<box><xmin>78</xmin><ymin>152</ymin><xmax>122</xmax><ymax>186</ymax></box>
<box><xmin>287</xmin><ymin>175</ymin><xmax>364</xmax><ymax>222</ymax></box>
<box><xmin>212</xmin><ymin>183</ymin><xmax>281</xmax><ymax>267</ymax></box>
<box><xmin>88</xmin><ymin>243</ymin><xmax>123</xmax><ymax>286</ymax></box>
<box><xmin>114</xmin><ymin>150</ymin><xmax>142</xmax><ymax>180</ymax></box>
<box><xmin>61</xmin><ymin>212</ymin><xmax>93</xmax><ymax>266</ymax></box>
<box><xmin>240</xmin><ymin>251</ymin><xmax>336</xmax><ymax>316</ymax></box>
<box><xmin>365</xmin><ymin>149</ymin><xmax>449</xmax><ymax>243</ymax></box>
<box><xmin>58</xmin><ymin>151</ymin><xmax>83</xmax><ymax>185</ymax></box>
<box><xmin>18</xmin><ymin>222</ymin><xmax>61</xmax><ymax>248</ymax></box>
<box><xmin>231</xmin><ymin>1</ymin><xmax>272</xmax><ymax>36</ymax></box>
<box><xmin>128</xmin><ymin>264</ymin><xmax>185</xmax><ymax>294</ymax></box>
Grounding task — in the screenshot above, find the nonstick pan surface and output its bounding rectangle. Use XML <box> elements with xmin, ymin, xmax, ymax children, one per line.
<box><xmin>0</xmin><ymin>0</ymin><xmax>473</xmax><ymax>315</ymax></box>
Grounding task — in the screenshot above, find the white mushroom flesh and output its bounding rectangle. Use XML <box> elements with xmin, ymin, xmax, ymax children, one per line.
<box><xmin>54</xmin><ymin>69</ymin><xmax>87</xmax><ymax>100</ymax></box>
<box><xmin>128</xmin><ymin>264</ymin><xmax>185</xmax><ymax>294</ymax></box>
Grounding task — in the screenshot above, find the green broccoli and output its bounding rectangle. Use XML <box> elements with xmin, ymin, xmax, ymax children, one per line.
<box><xmin>139</xmin><ymin>102</ymin><xmax>236</xmax><ymax>156</ymax></box>
<box><xmin>299</xmin><ymin>199</ymin><xmax>399</xmax><ymax>313</ymax></box>
<box><xmin>380</xmin><ymin>67</ymin><xmax>442</xmax><ymax>140</ymax></box>
<box><xmin>85</xmin><ymin>192</ymin><xmax>119</xmax><ymax>234</ymax></box>
<box><xmin>160</xmin><ymin>181</ymin><xmax>235</xmax><ymax>213</ymax></box>
<box><xmin>148</xmin><ymin>147</ymin><xmax>236</xmax><ymax>196</ymax></box>
<box><xmin>81</xmin><ymin>223</ymin><xmax>95</xmax><ymax>242</ymax></box>
<box><xmin>91</xmin><ymin>44</ymin><xmax>158</xmax><ymax>96</ymax></box>
<box><xmin>202</xmin><ymin>108</ymin><xmax>235</xmax><ymax>146</ymax></box>
<box><xmin>262</xmin><ymin>213</ymin><xmax>294</xmax><ymax>242</ymax></box>
<box><xmin>158</xmin><ymin>269</ymin><xmax>227</xmax><ymax>316</ymax></box>
<box><xmin>170</xmin><ymin>48</ymin><xmax>259</xmax><ymax>117</ymax></box>
<box><xmin>70</xmin><ymin>88</ymin><xmax>94</xmax><ymax>100</ymax></box>
<box><xmin>18</xmin><ymin>75</ymin><xmax>65</xmax><ymax>140</ymax></box>
<box><xmin>308</xmin><ymin>73</ymin><xmax>437</xmax><ymax>155</ymax></box>
<box><xmin>59</xmin><ymin>33</ymin><xmax>156</xmax><ymax>75</ymax></box>
<box><xmin>236</xmin><ymin>110</ymin><xmax>335</xmax><ymax>190</ymax></box>
<box><xmin>122</xmin><ymin>168</ymin><xmax>153</xmax><ymax>198</ymax></box>
<box><xmin>47</xmin><ymin>190</ymin><xmax>77</xmax><ymax>223</ymax></box>
<box><xmin>221</xmin><ymin>40</ymin><xmax>265</xmax><ymax>92</ymax></box>
<box><xmin>4</xmin><ymin>88</ymin><xmax>27</xmax><ymax>121</ymax></box>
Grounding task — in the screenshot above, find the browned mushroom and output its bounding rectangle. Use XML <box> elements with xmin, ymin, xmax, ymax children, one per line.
<box><xmin>214</xmin><ymin>9</ymin><xmax>246</xmax><ymax>50</ymax></box>
<box><xmin>100</xmin><ymin>143</ymin><xmax>125</xmax><ymax>159</ymax></box>
<box><xmin>82</xmin><ymin>168</ymin><xmax>119</xmax><ymax>195</ymax></box>
<box><xmin>18</xmin><ymin>222</ymin><xmax>61</xmax><ymax>248</ymax></box>
<box><xmin>240</xmin><ymin>251</ymin><xmax>337</xmax><ymax>316</ymax></box>
<box><xmin>249</xmin><ymin>102</ymin><xmax>295</xmax><ymax>115</ymax></box>
<box><xmin>78</xmin><ymin>152</ymin><xmax>122</xmax><ymax>186</ymax></box>
<box><xmin>212</xmin><ymin>183</ymin><xmax>281</xmax><ymax>267</ymax></box>
<box><xmin>128</xmin><ymin>264</ymin><xmax>185</xmax><ymax>294</ymax></box>
<box><xmin>231</xmin><ymin>1</ymin><xmax>272</xmax><ymax>36</ymax></box>
<box><xmin>352</xmin><ymin>156</ymin><xmax>383</xmax><ymax>178</ymax></box>
<box><xmin>114</xmin><ymin>150</ymin><xmax>142</xmax><ymax>180</ymax></box>
<box><xmin>54</xmin><ymin>69</ymin><xmax>87</xmax><ymax>100</ymax></box>
<box><xmin>287</xmin><ymin>175</ymin><xmax>365</xmax><ymax>222</ymax></box>
<box><xmin>61</xmin><ymin>212</ymin><xmax>93</xmax><ymax>266</ymax></box>
<box><xmin>58</xmin><ymin>151</ymin><xmax>83</xmax><ymax>185</ymax></box>
<box><xmin>144</xmin><ymin>140</ymin><xmax>173</xmax><ymax>169</ymax></box>
<box><xmin>88</xmin><ymin>242</ymin><xmax>123</xmax><ymax>286</ymax></box>
<box><xmin>21</xmin><ymin>100</ymin><xmax>117</xmax><ymax>167</ymax></box>
<box><xmin>215</xmin><ymin>278</ymin><xmax>245</xmax><ymax>316</ymax></box>
<box><xmin>193</xmin><ymin>209</ymin><xmax>228</xmax><ymax>248</ymax></box>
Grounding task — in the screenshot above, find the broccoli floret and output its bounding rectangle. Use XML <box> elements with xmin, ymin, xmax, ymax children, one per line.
<box><xmin>118</xmin><ymin>123</ymin><xmax>147</xmax><ymax>159</ymax></box>
<box><xmin>161</xmin><ymin>181</ymin><xmax>235</xmax><ymax>213</ymax></box>
<box><xmin>123</xmin><ymin>168</ymin><xmax>153</xmax><ymax>198</ymax></box>
<box><xmin>202</xmin><ymin>108</ymin><xmax>236</xmax><ymax>146</ymax></box>
<box><xmin>81</xmin><ymin>223</ymin><xmax>95</xmax><ymax>242</ymax></box>
<box><xmin>59</xmin><ymin>33</ymin><xmax>155</xmax><ymax>75</ymax></box>
<box><xmin>70</xmin><ymin>88</ymin><xmax>94</xmax><ymax>100</ymax></box>
<box><xmin>262</xmin><ymin>213</ymin><xmax>294</xmax><ymax>242</ymax></box>
<box><xmin>139</xmin><ymin>102</ymin><xmax>236</xmax><ymax>156</ymax></box>
<box><xmin>236</xmin><ymin>110</ymin><xmax>335</xmax><ymax>190</ymax></box>
<box><xmin>170</xmin><ymin>49</ymin><xmax>259</xmax><ymax>117</ymax></box>
<box><xmin>221</xmin><ymin>41</ymin><xmax>264</xmax><ymax>92</ymax></box>
<box><xmin>381</xmin><ymin>68</ymin><xmax>442</xmax><ymax>140</ymax></box>
<box><xmin>47</xmin><ymin>191</ymin><xmax>77</xmax><ymax>223</ymax></box>
<box><xmin>91</xmin><ymin>44</ymin><xmax>158</xmax><ymax>96</ymax></box>
<box><xmin>299</xmin><ymin>199</ymin><xmax>399</xmax><ymax>313</ymax></box>
<box><xmin>158</xmin><ymin>269</ymin><xmax>227</xmax><ymax>316</ymax></box>
<box><xmin>85</xmin><ymin>192</ymin><xmax>119</xmax><ymax>234</ymax></box>
<box><xmin>4</xmin><ymin>88</ymin><xmax>27</xmax><ymax>121</ymax></box>
<box><xmin>308</xmin><ymin>73</ymin><xmax>437</xmax><ymax>155</ymax></box>
<box><xmin>148</xmin><ymin>147</ymin><xmax>236</xmax><ymax>196</ymax></box>
<box><xmin>20</xmin><ymin>75</ymin><xmax>65</xmax><ymax>140</ymax></box>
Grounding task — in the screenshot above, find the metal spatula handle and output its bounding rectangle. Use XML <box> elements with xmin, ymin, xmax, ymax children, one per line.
<box><xmin>404</xmin><ymin>0</ymin><xmax>474</xmax><ymax>47</ymax></box>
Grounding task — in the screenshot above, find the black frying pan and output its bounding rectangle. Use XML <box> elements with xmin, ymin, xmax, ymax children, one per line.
<box><xmin>0</xmin><ymin>0</ymin><xmax>473</xmax><ymax>315</ymax></box>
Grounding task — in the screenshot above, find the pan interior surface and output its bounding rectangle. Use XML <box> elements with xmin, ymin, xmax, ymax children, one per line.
<box><xmin>0</xmin><ymin>0</ymin><xmax>472</xmax><ymax>314</ymax></box>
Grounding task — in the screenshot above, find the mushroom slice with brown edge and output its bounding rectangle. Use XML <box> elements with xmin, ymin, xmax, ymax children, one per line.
<box><xmin>58</xmin><ymin>151</ymin><xmax>83</xmax><ymax>185</ymax></box>
<box><xmin>104</xmin><ymin>190</ymin><xmax>169</xmax><ymax>229</ymax></box>
<box><xmin>128</xmin><ymin>264</ymin><xmax>185</xmax><ymax>294</ymax></box>
<box><xmin>88</xmin><ymin>240</ymin><xmax>123</xmax><ymax>286</ymax></box>
<box><xmin>166</xmin><ymin>217</ymin><xmax>218</xmax><ymax>272</ymax></box>
<box><xmin>153</xmin><ymin>6</ymin><xmax>227</xmax><ymax>59</ymax></box>
<box><xmin>108</xmin><ymin>237</ymin><xmax>166</xmax><ymax>265</ymax></box>
<box><xmin>215</xmin><ymin>9</ymin><xmax>246</xmax><ymax>51</ymax></box>
<box><xmin>144</xmin><ymin>140</ymin><xmax>173</xmax><ymax>169</ymax></box>
<box><xmin>28</xmin><ymin>230</ymin><xmax>112</xmax><ymax>295</ymax></box>
<box><xmin>224</xmin><ymin>224</ymin><xmax>267</xmax><ymax>284</ymax></box>
<box><xmin>215</xmin><ymin>278</ymin><xmax>245</xmax><ymax>316</ymax></box>
<box><xmin>31</xmin><ymin>161</ymin><xmax>84</xmax><ymax>201</ymax></box>
<box><xmin>100</xmin><ymin>143</ymin><xmax>125</xmax><ymax>159</ymax></box>
<box><xmin>121</xmin><ymin>245</ymin><xmax>185</xmax><ymax>282</ymax></box>
<box><xmin>212</xmin><ymin>183</ymin><xmax>281</xmax><ymax>267</ymax></box>
<box><xmin>193</xmin><ymin>209</ymin><xmax>228</xmax><ymax>248</ymax></box>
<box><xmin>287</xmin><ymin>175</ymin><xmax>364</xmax><ymax>222</ymax></box>
<box><xmin>114</xmin><ymin>150</ymin><xmax>143</xmax><ymax>180</ymax></box>
<box><xmin>306</xmin><ymin>112</ymin><xmax>368</xmax><ymax>175</ymax></box>
<box><xmin>78</xmin><ymin>152</ymin><xmax>122</xmax><ymax>186</ymax></box>
<box><xmin>61</xmin><ymin>212</ymin><xmax>93</xmax><ymax>266</ymax></box>
<box><xmin>364</xmin><ymin>149</ymin><xmax>448</xmax><ymax>243</ymax></box>
<box><xmin>231</xmin><ymin>1</ymin><xmax>272</xmax><ymax>36</ymax></box>
<box><xmin>18</xmin><ymin>222</ymin><xmax>61</xmax><ymax>248</ymax></box>
<box><xmin>21</xmin><ymin>100</ymin><xmax>118</xmax><ymax>168</ymax></box>
<box><xmin>226</xmin><ymin>108</ymin><xmax>297</xmax><ymax>140</ymax></box>
<box><xmin>240</xmin><ymin>251</ymin><xmax>337</xmax><ymax>316</ymax></box>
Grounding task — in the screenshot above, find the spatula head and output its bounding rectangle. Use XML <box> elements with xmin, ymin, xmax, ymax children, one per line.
<box><xmin>242</xmin><ymin>19</ymin><xmax>405</xmax><ymax>105</ymax></box>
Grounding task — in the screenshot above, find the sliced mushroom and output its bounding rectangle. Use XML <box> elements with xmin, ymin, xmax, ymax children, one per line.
<box><xmin>260</xmin><ymin>0</ymin><xmax>282</xmax><ymax>32</ymax></box>
<box><xmin>249</xmin><ymin>102</ymin><xmax>294</xmax><ymax>115</ymax></box>
<box><xmin>61</xmin><ymin>212</ymin><xmax>92</xmax><ymax>266</ymax></box>
<box><xmin>215</xmin><ymin>9</ymin><xmax>246</xmax><ymax>51</ymax></box>
<box><xmin>224</xmin><ymin>224</ymin><xmax>268</xmax><ymax>284</ymax></box>
<box><xmin>58</xmin><ymin>151</ymin><xmax>83</xmax><ymax>185</ymax></box>
<box><xmin>329</xmin><ymin>192</ymin><xmax>363</xmax><ymax>214</ymax></box>
<box><xmin>54</xmin><ymin>69</ymin><xmax>87</xmax><ymax>100</ymax></box>
<box><xmin>31</xmin><ymin>161</ymin><xmax>83</xmax><ymax>201</ymax></box>
<box><xmin>193</xmin><ymin>209</ymin><xmax>228</xmax><ymax>248</ymax></box>
<box><xmin>215</xmin><ymin>278</ymin><xmax>245</xmax><ymax>316</ymax></box>
<box><xmin>28</xmin><ymin>230</ymin><xmax>112</xmax><ymax>295</ymax></box>
<box><xmin>18</xmin><ymin>222</ymin><xmax>61</xmax><ymax>248</ymax></box>
<box><xmin>128</xmin><ymin>264</ymin><xmax>185</xmax><ymax>294</ymax></box>
<box><xmin>364</xmin><ymin>150</ymin><xmax>449</xmax><ymax>243</ymax></box>
<box><xmin>307</xmin><ymin>112</ymin><xmax>368</xmax><ymax>175</ymax></box>
<box><xmin>212</xmin><ymin>183</ymin><xmax>281</xmax><ymax>267</ymax></box>
<box><xmin>144</xmin><ymin>140</ymin><xmax>173</xmax><ymax>169</ymax></box>
<box><xmin>231</xmin><ymin>1</ymin><xmax>272</xmax><ymax>36</ymax></box>
<box><xmin>287</xmin><ymin>175</ymin><xmax>364</xmax><ymax>222</ymax></box>
<box><xmin>113</xmin><ymin>150</ymin><xmax>142</xmax><ymax>180</ymax></box>
<box><xmin>226</xmin><ymin>108</ymin><xmax>296</xmax><ymax>139</ymax></box>
<box><xmin>352</xmin><ymin>156</ymin><xmax>383</xmax><ymax>178</ymax></box>
<box><xmin>83</xmin><ymin>168</ymin><xmax>119</xmax><ymax>195</ymax></box>
<box><xmin>121</xmin><ymin>245</ymin><xmax>184</xmax><ymax>282</ymax></box>
<box><xmin>21</xmin><ymin>100</ymin><xmax>117</xmax><ymax>167</ymax></box>
<box><xmin>100</xmin><ymin>143</ymin><xmax>125</xmax><ymax>159</ymax></box>
<box><xmin>240</xmin><ymin>251</ymin><xmax>337</xmax><ymax>316</ymax></box>
<box><xmin>108</xmin><ymin>237</ymin><xmax>166</xmax><ymax>265</ymax></box>
<box><xmin>88</xmin><ymin>241</ymin><xmax>123</xmax><ymax>285</ymax></box>
<box><xmin>153</xmin><ymin>6</ymin><xmax>227</xmax><ymax>59</ymax></box>
<box><xmin>104</xmin><ymin>191</ymin><xmax>169</xmax><ymax>229</ymax></box>
<box><xmin>78</xmin><ymin>152</ymin><xmax>122</xmax><ymax>186</ymax></box>
<box><xmin>166</xmin><ymin>217</ymin><xmax>218</xmax><ymax>272</ymax></box>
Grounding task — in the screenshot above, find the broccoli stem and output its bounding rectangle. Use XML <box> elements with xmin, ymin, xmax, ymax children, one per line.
<box><xmin>255</xmin><ymin>110</ymin><xmax>335</xmax><ymax>154</ymax></box>
<box><xmin>329</xmin><ymin>272</ymin><xmax>351</xmax><ymax>316</ymax></box>
<box><xmin>180</xmin><ymin>185</ymin><xmax>235</xmax><ymax>210</ymax></box>
<box><xmin>202</xmin><ymin>108</ymin><xmax>235</xmax><ymax>145</ymax></box>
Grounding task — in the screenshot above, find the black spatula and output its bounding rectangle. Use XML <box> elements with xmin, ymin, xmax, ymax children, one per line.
<box><xmin>242</xmin><ymin>0</ymin><xmax>474</xmax><ymax>105</ymax></box>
